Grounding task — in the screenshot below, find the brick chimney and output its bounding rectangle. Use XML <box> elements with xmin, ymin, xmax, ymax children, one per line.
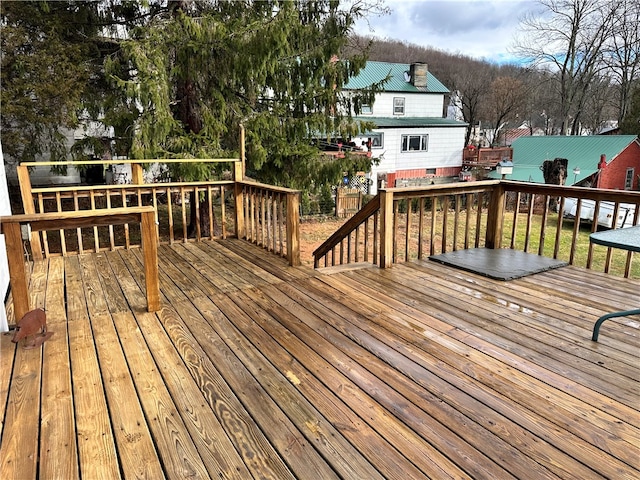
<box><xmin>410</xmin><ymin>63</ymin><xmax>428</xmax><ymax>87</ymax></box>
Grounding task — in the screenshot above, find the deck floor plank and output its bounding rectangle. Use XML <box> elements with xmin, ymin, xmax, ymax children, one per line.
<box><xmin>0</xmin><ymin>259</ymin><xmax>48</xmax><ymax>479</ymax></box>
<box><xmin>39</xmin><ymin>256</ymin><xmax>78</xmax><ymax>479</ymax></box>
<box><xmin>222</xmin><ymin>289</ymin><xmax>436</xmax><ymax>480</ymax></box>
<box><xmin>64</xmin><ymin>255</ymin><xmax>121</xmax><ymax>479</ymax></box>
<box><xmin>105</xmin><ymin>251</ymin><xmax>221</xmax><ymax>479</ymax></box>
<box><xmin>315</xmin><ymin>267</ymin><xmax>638</xmax><ymax>477</ymax></box>
<box><xmin>2</xmin><ymin>238</ymin><xmax>638</xmax><ymax>480</ymax></box>
<box><xmin>78</xmin><ymin>254</ymin><xmax>165</xmax><ymax>479</ymax></box>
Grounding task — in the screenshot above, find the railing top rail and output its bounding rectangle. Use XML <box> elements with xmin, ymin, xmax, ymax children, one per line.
<box><xmin>239</xmin><ymin>180</ymin><xmax>301</xmax><ymax>195</ymax></box>
<box><xmin>30</xmin><ymin>180</ymin><xmax>235</xmax><ymax>194</ymax></box>
<box><xmin>0</xmin><ymin>206</ymin><xmax>155</xmax><ymax>233</ymax></box>
<box><xmin>20</xmin><ymin>158</ymin><xmax>240</xmax><ymax>167</ymax></box>
<box><xmin>501</xmin><ymin>181</ymin><xmax>640</xmax><ymax>203</ymax></box>
<box><xmin>384</xmin><ymin>180</ymin><xmax>500</xmax><ymax>197</ymax></box>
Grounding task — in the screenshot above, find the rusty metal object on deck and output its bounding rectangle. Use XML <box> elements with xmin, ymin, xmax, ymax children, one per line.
<box><xmin>11</xmin><ymin>308</ymin><xmax>54</xmax><ymax>349</ymax></box>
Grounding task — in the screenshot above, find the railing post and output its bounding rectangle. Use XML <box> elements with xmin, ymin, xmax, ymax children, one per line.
<box><xmin>131</xmin><ymin>162</ymin><xmax>144</xmax><ymax>184</ymax></box>
<box><xmin>286</xmin><ymin>192</ymin><xmax>300</xmax><ymax>266</ymax></box>
<box><xmin>2</xmin><ymin>221</ymin><xmax>30</xmax><ymax>322</ymax></box>
<box><xmin>486</xmin><ymin>183</ymin><xmax>505</xmax><ymax>249</ymax></box>
<box><xmin>234</xmin><ymin>163</ymin><xmax>245</xmax><ymax>240</ymax></box>
<box><xmin>17</xmin><ymin>165</ymin><xmax>43</xmax><ymax>260</ymax></box>
<box><xmin>379</xmin><ymin>189</ymin><xmax>394</xmax><ymax>268</ymax></box>
<box><xmin>140</xmin><ymin>210</ymin><xmax>160</xmax><ymax>312</ymax></box>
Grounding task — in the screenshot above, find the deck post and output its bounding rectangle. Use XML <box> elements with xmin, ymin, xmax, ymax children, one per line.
<box><xmin>131</xmin><ymin>162</ymin><xmax>144</xmax><ymax>184</ymax></box>
<box><xmin>379</xmin><ymin>189</ymin><xmax>394</xmax><ymax>268</ymax></box>
<box><xmin>2</xmin><ymin>221</ymin><xmax>30</xmax><ymax>322</ymax></box>
<box><xmin>486</xmin><ymin>183</ymin><xmax>505</xmax><ymax>249</ymax></box>
<box><xmin>140</xmin><ymin>210</ymin><xmax>160</xmax><ymax>312</ymax></box>
<box><xmin>17</xmin><ymin>165</ymin><xmax>43</xmax><ymax>261</ymax></box>
<box><xmin>234</xmin><ymin>164</ymin><xmax>245</xmax><ymax>240</ymax></box>
<box><xmin>286</xmin><ymin>192</ymin><xmax>301</xmax><ymax>266</ymax></box>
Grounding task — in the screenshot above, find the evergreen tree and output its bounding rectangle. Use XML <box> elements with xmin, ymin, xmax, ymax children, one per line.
<box><xmin>107</xmin><ymin>0</ymin><xmax>383</xmax><ymax>188</ymax></box>
<box><xmin>1</xmin><ymin>1</ymin><xmax>104</xmax><ymax>163</ymax></box>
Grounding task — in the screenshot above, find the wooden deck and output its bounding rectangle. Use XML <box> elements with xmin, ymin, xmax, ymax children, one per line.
<box><xmin>1</xmin><ymin>239</ymin><xmax>638</xmax><ymax>479</ymax></box>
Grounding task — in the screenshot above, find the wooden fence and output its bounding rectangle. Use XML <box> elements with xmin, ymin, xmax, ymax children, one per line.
<box><xmin>313</xmin><ymin>181</ymin><xmax>640</xmax><ymax>278</ymax></box>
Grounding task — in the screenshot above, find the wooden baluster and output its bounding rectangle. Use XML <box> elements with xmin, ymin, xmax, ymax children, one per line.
<box><xmin>586</xmin><ymin>200</ymin><xmax>601</xmax><ymax>269</ymax></box>
<box><xmin>167</xmin><ymin>186</ymin><xmax>174</xmax><ymax>244</ymax></box>
<box><xmin>464</xmin><ymin>193</ymin><xmax>472</xmax><ymax>250</ymax></box>
<box><xmin>90</xmin><ymin>190</ymin><xmax>99</xmax><ymax>252</ymax></box>
<box><xmin>524</xmin><ymin>194</ymin><xmax>535</xmax><ymax>253</ymax></box>
<box><xmin>194</xmin><ymin>187</ymin><xmax>201</xmax><ymax>241</ymax></box>
<box><xmin>538</xmin><ymin>195</ymin><xmax>550</xmax><ymax>256</ymax></box>
<box><xmin>56</xmin><ymin>191</ymin><xmax>67</xmax><ymax>256</ymax></box>
<box><xmin>180</xmin><ymin>187</ymin><xmax>187</xmax><ymax>243</ymax></box>
<box><xmin>510</xmin><ymin>192</ymin><xmax>521</xmax><ymax>249</ymax></box>
<box><xmin>441</xmin><ymin>195</ymin><xmax>449</xmax><ymax>254</ymax></box>
<box><xmin>569</xmin><ymin>198</ymin><xmax>582</xmax><ymax>265</ymax></box>
<box><xmin>553</xmin><ymin>196</ymin><xmax>565</xmax><ymax>259</ymax></box>
<box><xmin>122</xmin><ymin>189</ymin><xmax>131</xmax><ymax>249</ymax></box>
<box><xmin>39</xmin><ymin>193</ymin><xmax>51</xmax><ymax>257</ymax></box>
<box><xmin>373</xmin><ymin>211</ymin><xmax>379</xmax><ymax>266</ymax></box>
<box><xmin>452</xmin><ymin>195</ymin><xmax>460</xmax><ymax>251</ymax></box>
<box><xmin>73</xmin><ymin>190</ymin><xmax>83</xmax><ymax>254</ymax></box>
<box><xmin>430</xmin><ymin>198</ymin><xmax>437</xmax><ymax>256</ymax></box>
<box><xmin>393</xmin><ymin>200</ymin><xmax>399</xmax><ymax>263</ymax></box>
<box><xmin>208</xmin><ymin>186</ymin><xmax>214</xmax><ymax>239</ymax></box>
<box><xmin>418</xmin><ymin>198</ymin><xmax>425</xmax><ymax>259</ymax></box>
<box><xmin>220</xmin><ymin>186</ymin><xmax>227</xmax><ymax>239</ymax></box>
<box><xmin>475</xmin><ymin>192</ymin><xmax>483</xmax><ymax>248</ymax></box>
<box><xmin>106</xmin><ymin>189</ymin><xmax>115</xmax><ymax>250</ymax></box>
<box><xmin>379</xmin><ymin>190</ymin><xmax>393</xmax><ymax>268</ymax></box>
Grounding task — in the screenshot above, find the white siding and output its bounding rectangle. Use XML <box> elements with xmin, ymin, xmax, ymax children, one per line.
<box><xmin>355</xmin><ymin>126</ymin><xmax>466</xmax><ymax>194</ymax></box>
<box><xmin>359</xmin><ymin>92</ymin><xmax>444</xmax><ymax>117</ymax></box>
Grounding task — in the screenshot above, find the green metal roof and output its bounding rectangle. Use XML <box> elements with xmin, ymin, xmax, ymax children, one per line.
<box><xmin>357</xmin><ymin>116</ymin><xmax>467</xmax><ymax>128</ymax></box>
<box><xmin>488</xmin><ymin>135</ymin><xmax>639</xmax><ymax>184</ymax></box>
<box><xmin>345</xmin><ymin>61</ymin><xmax>450</xmax><ymax>94</ymax></box>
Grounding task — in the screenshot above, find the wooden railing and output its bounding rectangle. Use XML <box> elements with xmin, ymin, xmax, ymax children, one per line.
<box><xmin>313</xmin><ymin>180</ymin><xmax>640</xmax><ymax>278</ymax></box>
<box><xmin>0</xmin><ymin>207</ymin><xmax>160</xmax><ymax>322</ymax></box>
<box><xmin>237</xmin><ymin>181</ymin><xmax>301</xmax><ymax>266</ymax></box>
<box><xmin>15</xmin><ymin>154</ymin><xmax>301</xmax><ymax>266</ymax></box>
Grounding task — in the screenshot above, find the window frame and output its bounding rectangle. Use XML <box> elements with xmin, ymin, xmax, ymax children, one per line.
<box><xmin>393</xmin><ymin>97</ymin><xmax>405</xmax><ymax>116</ymax></box>
<box><xmin>401</xmin><ymin>133</ymin><xmax>429</xmax><ymax>152</ymax></box>
<box><xmin>625</xmin><ymin>167</ymin><xmax>635</xmax><ymax>190</ymax></box>
<box><xmin>360</xmin><ymin>104</ymin><xmax>372</xmax><ymax>115</ymax></box>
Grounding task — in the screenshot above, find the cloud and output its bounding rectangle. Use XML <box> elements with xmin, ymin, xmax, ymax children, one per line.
<box><xmin>355</xmin><ymin>0</ymin><xmax>539</xmax><ymax>63</ymax></box>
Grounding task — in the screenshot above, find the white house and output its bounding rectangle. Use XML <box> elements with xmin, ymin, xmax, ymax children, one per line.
<box><xmin>344</xmin><ymin>61</ymin><xmax>467</xmax><ymax>194</ymax></box>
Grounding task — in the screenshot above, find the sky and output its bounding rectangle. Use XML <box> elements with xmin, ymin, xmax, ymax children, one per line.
<box><xmin>354</xmin><ymin>0</ymin><xmax>542</xmax><ymax>64</ymax></box>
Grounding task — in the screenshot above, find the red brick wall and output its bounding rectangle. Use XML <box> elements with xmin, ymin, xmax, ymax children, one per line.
<box><xmin>598</xmin><ymin>141</ymin><xmax>640</xmax><ymax>190</ymax></box>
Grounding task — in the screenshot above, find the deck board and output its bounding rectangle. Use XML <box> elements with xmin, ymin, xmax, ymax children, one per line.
<box><xmin>1</xmin><ymin>238</ymin><xmax>639</xmax><ymax>479</ymax></box>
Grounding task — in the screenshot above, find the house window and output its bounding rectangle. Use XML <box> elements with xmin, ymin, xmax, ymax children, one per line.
<box><xmin>393</xmin><ymin>97</ymin><xmax>405</xmax><ymax>115</ymax></box>
<box><xmin>625</xmin><ymin>168</ymin><xmax>634</xmax><ymax>190</ymax></box>
<box><xmin>360</xmin><ymin>104</ymin><xmax>372</xmax><ymax>115</ymax></box>
<box><xmin>370</xmin><ymin>132</ymin><xmax>383</xmax><ymax>149</ymax></box>
<box><xmin>401</xmin><ymin>134</ymin><xmax>429</xmax><ymax>152</ymax></box>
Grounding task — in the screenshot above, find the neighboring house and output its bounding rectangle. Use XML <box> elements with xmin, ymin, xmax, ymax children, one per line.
<box><xmin>344</xmin><ymin>61</ymin><xmax>467</xmax><ymax>194</ymax></box>
<box><xmin>490</xmin><ymin>135</ymin><xmax>640</xmax><ymax>190</ymax></box>
<box><xmin>499</xmin><ymin>126</ymin><xmax>545</xmax><ymax>147</ymax></box>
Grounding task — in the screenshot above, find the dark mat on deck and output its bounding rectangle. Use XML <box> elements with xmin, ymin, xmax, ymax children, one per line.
<box><xmin>429</xmin><ymin>248</ymin><xmax>568</xmax><ymax>281</ymax></box>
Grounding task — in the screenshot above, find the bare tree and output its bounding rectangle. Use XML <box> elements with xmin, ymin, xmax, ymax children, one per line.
<box><xmin>485</xmin><ymin>76</ymin><xmax>528</xmax><ymax>146</ymax></box>
<box><xmin>603</xmin><ymin>0</ymin><xmax>640</xmax><ymax>123</ymax></box>
<box><xmin>515</xmin><ymin>0</ymin><xmax>618</xmax><ymax>134</ymax></box>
